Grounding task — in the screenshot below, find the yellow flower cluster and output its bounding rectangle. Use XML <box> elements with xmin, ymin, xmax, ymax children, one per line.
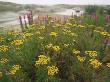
<box><xmin>94</xmin><ymin>30</ymin><xmax>110</xmax><ymax>36</ymax></box>
<box><xmin>100</xmin><ymin>32</ymin><xmax>110</xmax><ymax>36</ymax></box>
<box><xmin>78</xmin><ymin>25</ymin><xmax>86</xmax><ymax>28</ymax></box>
<box><xmin>65</xmin><ymin>23</ymin><xmax>72</xmax><ymax>28</ymax></box>
<box><xmin>68</xmin><ymin>17</ymin><xmax>75</xmax><ymax>21</ymax></box>
<box><xmin>77</xmin><ymin>55</ymin><xmax>86</xmax><ymax>62</ymax></box>
<box><xmin>0</xmin><ymin>72</ymin><xmax>2</xmax><ymax>77</ymax></box>
<box><xmin>49</xmin><ymin>32</ymin><xmax>58</xmax><ymax>37</ymax></box>
<box><xmin>35</xmin><ymin>55</ymin><xmax>50</xmax><ymax>65</ymax></box>
<box><xmin>22</xmin><ymin>32</ymin><xmax>33</xmax><ymax>38</ymax></box>
<box><xmin>68</xmin><ymin>17</ymin><xmax>76</xmax><ymax>24</ymax></box>
<box><xmin>106</xmin><ymin>63</ymin><xmax>110</xmax><ymax>68</ymax></box>
<box><xmin>10</xmin><ymin>65</ymin><xmax>21</xmax><ymax>75</ymax></box>
<box><xmin>89</xmin><ymin>59</ymin><xmax>102</xmax><ymax>69</ymax></box>
<box><xmin>46</xmin><ymin>44</ymin><xmax>60</xmax><ymax>52</ymax></box>
<box><xmin>11</xmin><ymin>40</ymin><xmax>24</xmax><ymax>46</ymax></box>
<box><xmin>63</xmin><ymin>29</ymin><xmax>78</xmax><ymax>37</ymax></box>
<box><xmin>47</xmin><ymin>65</ymin><xmax>59</xmax><ymax>76</ymax></box>
<box><xmin>85</xmin><ymin>51</ymin><xmax>97</xmax><ymax>58</ymax></box>
<box><xmin>73</xmin><ymin>49</ymin><xmax>80</xmax><ymax>55</ymax></box>
<box><xmin>0</xmin><ymin>45</ymin><xmax>9</xmax><ymax>52</ymax></box>
<box><xmin>0</xmin><ymin>58</ymin><xmax>8</xmax><ymax>64</ymax></box>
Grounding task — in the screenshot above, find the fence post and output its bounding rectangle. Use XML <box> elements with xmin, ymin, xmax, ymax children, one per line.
<box><xmin>24</xmin><ymin>15</ymin><xmax>28</xmax><ymax>29</ymax></box>
<box><xmin>19</xmin><ymin>16</ymin><xmax>24</xmax><ymax>32</ymax></box>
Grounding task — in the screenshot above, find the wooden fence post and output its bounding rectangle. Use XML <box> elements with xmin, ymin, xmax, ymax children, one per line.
<box><xmin>19</xmin><ymin>16</ymin><xmax>24</xmax><ymax>32</ymax></box>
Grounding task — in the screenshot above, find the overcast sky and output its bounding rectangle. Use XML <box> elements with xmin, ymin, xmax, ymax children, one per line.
<box><xmin>0</xmin><ymin>0</ymin><xmax>110</xmax><ymax>5</ymax></box>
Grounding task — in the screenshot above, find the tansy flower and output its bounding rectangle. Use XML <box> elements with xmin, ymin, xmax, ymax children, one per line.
<box><xmin>106</xmin><ymin>63</ymin><xmax>110</xmax><ymax>68</ymax></box>
<box><xmin>89</xmin><ymin>59</ymin><xmax>102</xmax><ymax>69</ymax></box>
<box><xmin>22</xmin><ymin>32</ymin><xmax>33</xmax><ymax>38</ymax></box>
<box><xmin>78</xmin><ymin>25</ymin><xmax>86</xmax><ymax>28</ymax></box>
<box><xmin>47</xmin><ymin>65</ymin><xmax>59</xmax><ymax>76</ymax></box>
<box><xmin>0</xmin><ymin>58</ymin><xmax>8</xmax><ymax>64</ymax></box>
<box><xmin>39</xmin><ymin>36</ymin><xmax>44</xmax><ymax>40</ymax></box>
<box><xmin>94</xmin><ymin>30</ymin><xmax>100</xmax><ymax>33</ymax></box>
<box><xmin>45</xmin><ymin>43</ymin><xmax>53</xmax><ymax>48</ymax></box>
<box><xmin>52</xmin><ymin>46</ymin><xmax>60</xmax><ymax>52</ymax></box>
<box><xmin>77</xmin><ymin>55</ymin><xmax>86</xmax><ymax>62</ymax></box>
<box><xmin>49</xmin><ymin>32</ymin><xmax>58</xmax><ymax>37</ymax></box>
<box><xmin>0</xmin><ymin>45</ymin><xmax>9</xmax><ymax>52</ymax></box>
<box><xmin>85</xmin><ymin>51</ymin><xmax>97</xmax><ymax>58</ymax></box>
<box><xmin>10</xmin><ymin>65</ymin><xmax>21</xmax><ymax>75</ymax></box>
<box><xmin>73</xmin><ymin>49</ymin><xmax>80</xmax><ymax>55</ymax></box>
<box><xmin>35</xmin><ymin>55</ymin><xmax>50</xmax><ymax>65</ymax></box>
<box><xmin>100</xmin><ymin>32</ymin><xmax>110</xmax><ymax>36</ymax></box>
<box><xmin>65</xmin><ymin>23</ymin><xmax>73</xmax><ymax>28</ymax></box>
<box><xmin>11</xmin><ymin>40</ymin><xmax>24</xmax><ymax>46</ymax></box>
<box><xmin>64</xmin><ymin>44</ymin><xmax>69</xmax><ymax>47</ymax></box>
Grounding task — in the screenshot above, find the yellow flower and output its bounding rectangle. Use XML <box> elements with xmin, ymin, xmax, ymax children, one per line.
<box><xmin>22</xmin><ymin>32</ymin><xmax>33</xmax><ymax>38</ymax></box>
<box><xmin>78</xmin><ymin>25</ymin><xmax>86</xmax><ymax>28</ymax></box>
<box><xmin>10</xmin><ymin>65</ymin><xmax>21</xmax><ymax>75</ymax></box>
<box><xmin>47</xmin><ymin>65</ymin><xmax>59</xmax><ymax>76</ymax></box>
<box><xmin>35</xmin><ymin>55</ymin><xmax>50</xmax><ymax>65</ymax></box>
<box><xmin>11</xmin><ymin>40</ymin><xmax>24</xmax><ymax>46</ymax></box>
<box><xmin>77</xmin><ymin>55</ymin><xmax>86</xmax><ymax>62</ymax></box>
<box><xmin>52</xmin><ymin>46</ymin><xmax>60</xmax><ymax>52</ymax></box>
<box><xmin>64</xmin><ymin>44</ymin><xmax>69</xmax><ymax>47</ymax></box>
<box><xmin>63</xmin><ymin>29</ymin><xmax>78</xmax><ymax>37</ymax></box>
<box><xmin>89</xmin><ymin>59</ymin><xmax>102</xmax><ymax>69</ymax></box>
<box><xmin>85</xmin><ymin>51</ymin><xmax>97</xmax><ymax>58</ymax></box>
<box><xmin>0</xmin><ymin>72</ymin><xmax>2</xmax><ymax>77</ymax></box>
<box><xmin>39</xmin><ymin>36</ymin><xmax>44</xmax><ymax>40</ymax></box>
<box><xmin>73</xmin><ymin>49</ymin><xmax>80</xmax><ymax>55</ymax></box>
<box><xmin>94</xmin><ymin>30</ymin><xmax>100</xmax><ymax>33</ymax></box>
<box><xmin>100</xmin><ymin>32</ymin><xmax>110</xmax><ymax>36</ymax></box>
<box><xmin>65</xmin><ymin>23</ymin><xmax>73</xmax><ymax>27</ymax></box>
<box><xmin>49</xmin><ymin>32</ymin><xmax>58</xmax><ymax>37</ymax></box>
<box><xmin>106</xmin><ymin>63</ymin><xmax>110</xmax><ymax>68</ymax></box>
<box><xmin>45</xmin><ymin>44</ymin><xmax>53</xmax><ymax>48</ymax></box>
<box><xmin>0</xmin><ymin>58</ymin><xmax>8</xmax><ymax>64</ymax></box>
<box><xmin>0</xmin><ymin>45</ymin><xmax>9</xmax><ymax>52</ymax></box>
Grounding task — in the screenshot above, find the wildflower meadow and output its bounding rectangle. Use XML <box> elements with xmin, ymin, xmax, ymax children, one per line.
<box><xmin>0</xmin><ymin>12</ymin><xmax>110</xmax><ymax>82</ymax></box>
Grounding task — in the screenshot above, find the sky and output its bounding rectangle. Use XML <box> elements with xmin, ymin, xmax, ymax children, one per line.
<box><xmin>0</xmin><ymin>0</ymin><xmax>110</xmax><ymax>5</ymax></box>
